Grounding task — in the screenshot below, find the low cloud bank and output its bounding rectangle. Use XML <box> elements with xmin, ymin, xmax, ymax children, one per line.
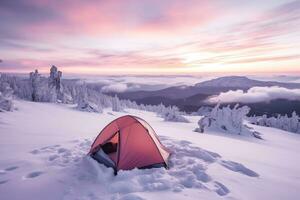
<box><xmin>77</xmin><ymin>75</ymin><xmax>213</xmax><ymax>93</ymax></box>
<box><xmin>208</xmin><ymin>86</ymin><xmax>300</xmax><ymax>103</ymax></box>
<box><xmin>101</xmin><ymin>83</ymin><xmax>128</xmax><ymax>93</ymax></box>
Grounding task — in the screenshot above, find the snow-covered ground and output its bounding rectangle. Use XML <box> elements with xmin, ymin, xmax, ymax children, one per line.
<box><xmin>0</xmin><ymin>101</ymin><xmax>300</xmax><ymax>200</ymax></box>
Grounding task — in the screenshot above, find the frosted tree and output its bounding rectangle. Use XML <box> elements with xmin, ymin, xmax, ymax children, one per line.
<box><xmin>249</xmin><ymin>112</ymin><xmax>300</xmax><ymax>134</ymax></box>
<box><xmin>0</xmin><ymin>80</ymin><xmax>13</xmax><ymax>97</ymax></box>
<box><xmin>0</xmin><ymin>92</ymin><xmax>13</xmax><ymax>112</ymax></box>
<box><xmin>0</xmin><ymin>74</ymin><xmax>31</xmax><ymax>100</ymax></box>
<box><xmin>197</xmin><ymin>106</ymin><xmax>213</xmax><ymax>116</ymax></box>
<box><xmin>49</xmin><ymin>65</ymin><xmax>62</xmax><ymax>91</ymax></box>
<box><xmin>196</xmin><ymin>103</ymin><xmax>256</xmax><ymax>136</ymax></box>
<box><xmin>195</xmin><ymin>116</ymin><xmax>210</xmax><ymax>133</ymax></box>
<box><xmin>48</xmin><ymin>65</ymin><xmax>63</xmax><ymax>102</ymax></box>
<box><xmin>158</xmin><ymin>105</ymin><xmax>189</xmax><ymax>123</ymax></box>
<box><xmin>290</xmin><ymin>112</ymin><xmax>299</xmax><ymax>133</ymax></box>
<box><xmin>29</xmin><ymin>70</ymin><xmax>42</xmax><ymax>102</ymax></box>
<box><xmin>112</xmin><ymin>95</ymin><xmax>123</xmax><ymax>112</ymax></box>
<box><xmin>74</xmin><ymin>85</ymin><xmax>101</xmax><ymax>113</ymax></box>
<box><xmin>0</xmin><ymin>81</ymin><xmax>14</xmax><ymax>112</ymax></box>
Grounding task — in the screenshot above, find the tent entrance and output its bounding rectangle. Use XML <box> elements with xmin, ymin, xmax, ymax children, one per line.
<box><xmin>91</xmin><ymin>131</ymin><xmax>119</xmax><ymax>169</ymax></box>
<box><xmin>103</xmin><ymin>131</ymin><xmax>119</xmax><ymax>164</ymax></box>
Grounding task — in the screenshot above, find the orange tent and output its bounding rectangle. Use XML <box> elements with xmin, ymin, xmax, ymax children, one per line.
<box><xmin>89</xmin><ymin>115</ymin><xmax>170</xmax><ymax>174</ymax></box>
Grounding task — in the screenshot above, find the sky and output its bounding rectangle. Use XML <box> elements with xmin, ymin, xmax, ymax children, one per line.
<box><xmin>0</xmin><ymin>0</ymin><xmax>300</xmax><ymax>75</ymax></box>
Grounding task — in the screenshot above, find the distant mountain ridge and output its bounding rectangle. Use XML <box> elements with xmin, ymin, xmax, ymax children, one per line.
<box><xmin>117</xmin><ymin>76</ymin><xmax>300</xmax><ymax>101</ymax></box>
<box><xmin>115</xmin><ymin>76</ymin><xmax>300</xmax><ymax>115</ymax></box>
<box><xmin>195</xmin><ymin>76</ymin><xmax>300</xmax><ymax>88</ymax></box>
<box><xmin>195</xmin><ymin>76</ymin><xmax>262</xmax><ymax>88</ymax></box>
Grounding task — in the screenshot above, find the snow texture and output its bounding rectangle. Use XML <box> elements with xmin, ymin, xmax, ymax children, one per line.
<box><xmin>1</xmin><ymin>136</ymin><xmax>258</xmax><ymax>200</ymax></box>
<box><xmin>1</xmin><ymin>101</ymin><xmax>299</xmax><ymax>200</ymax></box>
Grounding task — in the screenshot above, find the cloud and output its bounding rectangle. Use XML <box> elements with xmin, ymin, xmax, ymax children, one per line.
<box><xmin>101</xmin><ymin>83</ymin><xmax>129</xmax><ymax>93</ymax></box>
<box><xmin>66</xmin><ymin>75</ymin><xmax>212</xmax><ymax>92</ymax></box>
<box><xmin>172</xmin><ymin>0</ymin><xmax>300</xmax><ymax>66</ymax></box>
<box><xmin>208</xmin><ymin>86</ymin><xmax>300</xmax><ymax>103</ymax></box>
<box><xmin>0</xmin><ymin>0</ymin><xmax>220</xmax><ymax>40</ymax></box>
<box><xmin>1</xmin><ymin>0</ymin><xmax>300</xmax><ymax>74</ymax></box>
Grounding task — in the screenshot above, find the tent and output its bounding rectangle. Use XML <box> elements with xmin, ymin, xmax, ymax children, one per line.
<box><xmin>89</xmin><ymin>115</ymin><xmax>170</xmax><ymax>174</ymax></box>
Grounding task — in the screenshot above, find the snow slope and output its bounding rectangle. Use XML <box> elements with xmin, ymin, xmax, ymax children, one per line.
<box><xmin>0</xmin><ymin>101</ymin><xmax>300</xmax><ymax>200</ymax></box>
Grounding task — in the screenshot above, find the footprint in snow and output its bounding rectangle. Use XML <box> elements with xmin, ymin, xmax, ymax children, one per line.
<box><xmin>57</xmin><ymin>148</ymin><xmax>68</xmax><ymax>153</ymax></box>
<box><xmin>25</xmin><ymin>171</ymin><xmax>44</xmax><ymax>179</ymax></box>
<box><xmin>214</xmin><ymin>181</ymin><xmax>230</xmax><ymax>196</ymax></box>
<box><xmin>178</xmin><ymin>140</ymin><xmax>191</xmax><ymax>145</ymax></box>
<box><xmin>220</xmin><ymin>160</ymin><xmax>259</xmax><ymax>177</ymax></box>
<box><xmin>5</xmin><ymin>166</ymin><xmax>19</xmax><ymax>171</ymax></box>
<box><xmin>0</xmin><ymin>166</ymin><xmax>19</xmax><ymax>175</ymax></box>
<box><xmin>48</xmin><ymin>154</ymin><xmax>59</xmax><ymax>161</ymax></box>
<box><xmin>69</xmin><ymin>139</ymin><xmax>80</xmax><ymax>143</ymax></box>
<box><xmin>117</xmin><ymin>194</ymin><xmax>145</xmax><ymax>200</ymax></box>
<box><xmin>40</xmin><ymin>146</ymin><xmax>52</xmax><ymax>150</ymax></box>
<box><xmin>30</xmin><ymin>149</ymin><xmax>40</xmax><ymax>154</ymax></box>
<box><xmin>0</xmin><ymin>179</ymin><xmax>9</xmax><ymax>185</ymax></box>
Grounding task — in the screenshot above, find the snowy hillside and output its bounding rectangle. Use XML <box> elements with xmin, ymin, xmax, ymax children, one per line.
<box><xmin>1</xmin><ymin>101</ymin><xmax>300</xmax><ymax>200</ymax></box>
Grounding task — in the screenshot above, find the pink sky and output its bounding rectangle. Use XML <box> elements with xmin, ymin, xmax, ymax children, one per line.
<box><xmin>0</xmin><ymin>0</ymin><xmax>299</xmax><ymax>75</ymax></box>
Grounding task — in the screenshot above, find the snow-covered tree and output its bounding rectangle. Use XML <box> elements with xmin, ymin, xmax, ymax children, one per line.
<box><xmin>195</xmin><ymin>116</ymin><xmax>210</xmax><ymax>133</ymax></box>
<box><xmin>249</xmin><ymin>112</ymin><xmax>300</xmax><ymax>134</ymax></box>
<box><xmin>0</xmin><ymin>92</ymin><xmax>13</xmax><ymax>112</ymax></box>
<box><xmin>48</xmin><ymin>65</ymin><xmax>63</xmax><ymax>102</ymax></box>
<box><xmin>73</xmin><ymin>85</ymin><xmax>101</xmax><ymax>113</ymax></box>
<box><xmin>49</xmin><ymin>65</ymin><xmax>62</xmax><ymax>91</ymax></box>
<box><xmin>290</xmin><ymin>112</ymin><xmax>299</xmax><ymax>133</ymax></box>
<box><xmin>196</xmin><ymin>106</ymin><xmax>213</xmax><ymax>116</ymax></box>
<box><xmin>0</xmin><ymin>67</ymin><xmax>192</xmax><ymax>120</ymax></box>
<box><xmin>157</xmin><ymin>105</ymin><xmax>189</xmax><ymax>123</ymax></box>
<box><xmin>29</xmin><ymin>70</ymin><xmax>42</xmax><ymax>102</ymax></box>
<box><xmin>0</xmin><ymin>81</ymin><xmax>14</xmax><ymax>112</ymax></box>
<box><xmin>195</xmin><ymin>103</ymin><xmax>259</xmax><ymax>137</ymax></box>
<box><xmin>112</xmin><ymin>95</ymin><xmax>123</xmax><ymax>112</ymax></box>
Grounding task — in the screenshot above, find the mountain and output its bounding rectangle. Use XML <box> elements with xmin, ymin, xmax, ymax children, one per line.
<box><xmin>195</xmin><ymin>76</ymin><xmax>300</xmax><ymax>88</ymax></box>
<box><xmin>195</xmin><ymin>76</ymin><xmax>263</xmax><ymax>88</ymax></box>
<box><xmin>118</xmin><ymin>76</ymin><xmax>300</xmax><ymax>101</ymax></box>
<box><xmin>115</xmin><ymin>76</ymin><xmax>300</xmax><ymax>115</ymax></box>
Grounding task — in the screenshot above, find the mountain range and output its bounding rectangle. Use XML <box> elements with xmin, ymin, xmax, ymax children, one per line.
<box><xmin>112</xmin><ymin>76</ymin><xmax>300</xmax><ymax>116</ymax></box>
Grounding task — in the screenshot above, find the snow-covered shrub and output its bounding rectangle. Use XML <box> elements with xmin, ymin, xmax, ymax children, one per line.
<box><xmin>249</xmin><ymin>112</ymin><xmax>300</xmax><ymax>134</ymax></box>
<box><xmin>158</xmin><ymin>105</ymin><xmax>189</xmax><ymax>123</ymax></box>
<box><xmin>195</xmin><ymin>104</ymin><xmax>259</xmax><ymax>137</ymax></box>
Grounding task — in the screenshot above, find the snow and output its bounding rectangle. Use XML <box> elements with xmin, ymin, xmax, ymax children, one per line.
<box><xmin>1</xmin><ymin>101</ymin><xmax>300</xmax><ymax>200</ymax></box>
